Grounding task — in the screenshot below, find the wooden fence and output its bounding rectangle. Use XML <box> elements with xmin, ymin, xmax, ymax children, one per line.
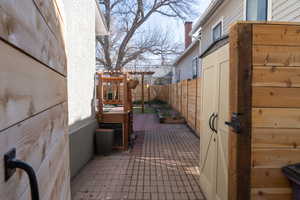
<box><xmin>132</xmin><ymin>84</ymin><xmax>169</xmax><ymax>103</ymax></box>
<box><xmin>167</xmin><ymin>78</ymin><xmax>201</xmax><ymax>136</ymax></box>
<box><xmin>134</xmin><ymin>78</ymin><xmax>201</xmax><ymax>136</ymax></box>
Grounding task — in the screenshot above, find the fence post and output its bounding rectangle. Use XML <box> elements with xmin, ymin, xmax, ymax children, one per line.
<box><xmin>195</xmin><ymin>78</ymin><xmax>198</xmax><ymax>131</ymax></box>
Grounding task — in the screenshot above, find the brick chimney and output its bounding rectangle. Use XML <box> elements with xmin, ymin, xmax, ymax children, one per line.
<box><xmin>184</xmin><ymin>21</ymin><xmax>192</xmax><ymax>49</ymax></box>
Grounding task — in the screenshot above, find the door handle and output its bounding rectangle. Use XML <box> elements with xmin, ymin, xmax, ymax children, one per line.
<box><xmin>225</xmin><ymin>112</ymin><xmax>242</xmax><ymax>134</ymax></box>
<box><xmin>212</xmin><ymin>114</ymin><xmax>218</xmax><ymax>133</ymax></box>
<box><xmin>209</xmin><ymin>113</ymin><xmax>215</xmax><ymax>132</ymax></box>
<box><xmin>5</xmin><ymin>148</ymin><xmax>40</xmax><ymax>200</ymax></box>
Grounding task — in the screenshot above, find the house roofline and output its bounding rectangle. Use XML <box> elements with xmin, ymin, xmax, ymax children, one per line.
<box><xmin>95</xmin><ymin>0</ymin><xmax>109</xmax><ymax>36</ymax></box>
<box><xmin>173</xmin><ymin>40</ymin><xmax>199</xmax><ymax>66</ymax></box>
<box><xmin>191</xmin><ymin>0</ymin><xmax>225</xmax><ymax>34</ymax></box>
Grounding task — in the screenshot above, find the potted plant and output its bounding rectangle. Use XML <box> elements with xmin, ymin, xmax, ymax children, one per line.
<box><xmin>128</xmin><ymin>79</ymin><xmax>139</xmax><ymax>89</ymax></box>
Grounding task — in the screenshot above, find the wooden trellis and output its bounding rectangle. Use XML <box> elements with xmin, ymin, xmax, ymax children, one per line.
<box><xmin>96</xmin><ymin>71</ymin><xmax>133</xmax><ymax>150</ymax></box>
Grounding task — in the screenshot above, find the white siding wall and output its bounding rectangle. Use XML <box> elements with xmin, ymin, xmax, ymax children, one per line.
<box><xmin>271</xmin><ymin>0</ymin><xmax>300</xmax><ymax>21</ymax></box>
<box><xmin>201</xmin><ymin>0</ymin><xmax>243</xmax><ymax>53</ymax></box>
<box><xmin>173</xmin><ymin>45</ymin><xmax>199</xmax><ymax>82</ymax></box>
<box><xmin>200</xmin><ymin>0</ymin><xmax>300</xmax><ymax>54</ymax></box>
<box><xmin>63</xmin><ymin>0</ymin><xmax>97</xmax><ymax>131</ymax></box>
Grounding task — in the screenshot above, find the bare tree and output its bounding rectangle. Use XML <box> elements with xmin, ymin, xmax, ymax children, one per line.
<box><xmin>97</xmin><ymin>0</ymin><xmax>197</xmax><ymax>70</ymax></box>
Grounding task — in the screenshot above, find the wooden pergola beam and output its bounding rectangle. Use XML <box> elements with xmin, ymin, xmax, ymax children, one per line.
<box><xmin>127</xmin><ymin>71</ymin><xmax>155</xmax><ymax>75</ymax></box>
<box><xmin>127</xmin><ymin>71</ymin><xmax>155</xmax><ymax>113</ymax></box>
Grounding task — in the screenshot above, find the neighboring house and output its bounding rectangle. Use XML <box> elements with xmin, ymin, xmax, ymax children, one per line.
<box><xmin>173</xmin><ymin>0</ymin><xmax>300</xmax><ymax>82</ymax></box>
<box><xmin>154</xmin><ymin>71</ymin><xmax>173</xmax><ymax>85</ymax></box>
<box><xmin>172</xmin><ymin>22</ymin><xmax>200</xmax><ymax>83</ymax></box>
<box><xmin>191</xmin><ymin>0</ymin><xmax>300</xmax><ymax>54</ymax></box>
<box><xmin>63</xmin><ymin>0</ymin><xmax>108</xmax><ymax>178</ymax></box>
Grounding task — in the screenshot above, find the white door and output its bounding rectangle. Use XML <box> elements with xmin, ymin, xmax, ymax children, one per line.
<box><xmin>214</xmin><ymin>46</ymin><xmax>230</xmax><ymax>200</ymax></box>
<box><xmin>199</xmin><ymin>44</ymin><xmax>230</xmax><ymax>200</ymax></box>
<box><xmin>199</xmin><ymin>54</ymin><xmax>220</xmax><ymax>200</ymax></box>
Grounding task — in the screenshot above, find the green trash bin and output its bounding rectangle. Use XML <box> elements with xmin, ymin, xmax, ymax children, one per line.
<box><xmin>95</xmin><ymin>129</ymin><xmax>114</xmax><ymax>156</ymax></box>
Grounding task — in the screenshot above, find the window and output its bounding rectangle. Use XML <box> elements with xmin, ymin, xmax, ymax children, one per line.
<box><xmin>192</xmin><ymin>57</ymin><xmax>199</xmax><ymax>78</ymax></box>
<box><xmin>212</xmin><ymin>22</ymin><xmax>222</xmax><ymax>42</ymax></box>
<box><xmin>246</xmin><ymin>0</ymin><xmax>268</xmax><ymax>21</ymax></box>
<box><xmin>177</xmin><ymin>69</ymin><xmax>181</xmax><ymax>82</ymax></box>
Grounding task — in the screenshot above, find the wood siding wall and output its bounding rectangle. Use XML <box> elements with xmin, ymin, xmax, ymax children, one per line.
<box><xmin>200</xmin><ymin>0</ymin><xmax>244</xmax><ymax>54</ymax></box>
<box><xmin>0</xmin><ymin>0</ymin><xmax>70</xmax><ymax>199</ymax></box>
<box><xmin>272</xmin><ymin>0</ymin><xmax>300</xmax><ymax>22</ymax></box>
<box><xmin>250</xmin><ymin>23</ymin><xmax>300</xmax><ymax>200</ymax></box>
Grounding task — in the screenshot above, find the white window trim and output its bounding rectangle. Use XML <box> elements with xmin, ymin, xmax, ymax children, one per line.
<box><xmin>211</xmin><ymin>17</ymin><xmax>224</xmax><ymax>42</ymax></box>
<box><xmin>192</xmin><ymin>56</ymin><xmax>198</xmax><ymax>78</ymax></box>
<box><xmin>267</xmin><ymin>0</ymin><xmax>272</xmax><ymax>21</ymax></box>
<box><xmin>243</xmin><ymin>0</ymin><xmax>271</xmax><ymax>20</ymax></box>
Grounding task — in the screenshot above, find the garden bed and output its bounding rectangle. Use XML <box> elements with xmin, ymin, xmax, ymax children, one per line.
<box><xmin>156</xmin><ymin>107</ymin><xmax>185</xmax><ymax>124</ymax></box>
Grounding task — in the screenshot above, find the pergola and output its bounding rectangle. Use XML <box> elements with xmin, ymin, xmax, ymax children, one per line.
<box><xmin>128</xmin><ymin>71</ymin><xmax>155</xmax><ymax>113</ymax></box>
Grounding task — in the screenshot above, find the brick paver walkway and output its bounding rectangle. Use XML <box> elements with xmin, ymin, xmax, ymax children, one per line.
<box><xmin>71</xmin><ymin>114</ymin><xmax>204</xmax><ymax>200</ymax></box>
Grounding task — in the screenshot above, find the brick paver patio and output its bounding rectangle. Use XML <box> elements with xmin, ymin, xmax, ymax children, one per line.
<box><xmin>71</xmin><ymin>114</ymin><xmax>204</xmax><ymax>200</ymax></box>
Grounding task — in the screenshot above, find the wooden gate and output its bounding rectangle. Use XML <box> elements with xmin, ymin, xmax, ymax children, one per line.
<box><xmin>199</xmin><ymin>43</ymin><xmax>230</xmax><ymax>200</ymax></box>
<box><xmin>200</xmin><ymin>22</ymin><xmax>300</xmax><ymax>200</ymax></box>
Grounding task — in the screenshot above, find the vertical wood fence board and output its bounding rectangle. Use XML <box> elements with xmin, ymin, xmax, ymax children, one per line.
<box><xmin>187</xmin><ymin>80</ymin><xmax>197</xmax><ymax>129</ymax></box>
<box><xmin>196</xmin><ymin>77</ymin><xmax>201</xmax><ymax>135</ymax></box>
<box><xmin>229</xmin><ymin>22</ymin><xmax>253</xmax><ymax>200</ymax></box>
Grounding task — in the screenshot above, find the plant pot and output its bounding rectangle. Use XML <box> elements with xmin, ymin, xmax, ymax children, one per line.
<box><xmin>128</xmin><ymin>79</ymin><xmax>139</xmax><ymax>89</ymax></box>
<box><xmin>95</xmin><ymin>129</ymin><xmax>114</xmax><ymax>156</ymax></box>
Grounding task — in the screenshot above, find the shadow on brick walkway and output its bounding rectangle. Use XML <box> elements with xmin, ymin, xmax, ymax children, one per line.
<box><xmin>71</xmin><ymin>114</ymin><xmax>204</xmax><ymax>200</ymax></box>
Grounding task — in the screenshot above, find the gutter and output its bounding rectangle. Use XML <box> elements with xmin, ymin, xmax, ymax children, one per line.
<box><xmin>191</xmin><ymin>0</ymin><xmax>225</xmax><ymax>34</ymax></box>
<box><xmin>199</xmin><ymin>35</ymin><xmax>229</xmax><ymax>59</ymax></box>
<box><xmin>95</xmin><ymin>0</ymin><xmax>109</xmax><ymax>36</ymax></box>
<box><xmin>173</xmin><ymin>40</ymin><xmax>200</xmax><ymax>66</ymax></box>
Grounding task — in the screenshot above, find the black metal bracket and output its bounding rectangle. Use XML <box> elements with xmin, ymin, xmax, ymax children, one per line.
<box><xmin>4</xmin><ymin>148</ymin><xmax>16</xmax><ymax>181</ymax></box>
<box><xmin>4</xmin><ymin>148</ymin><xmax>40</xmax><ymax>200</ymax></box>
<box><xmin>225</xmin><ymin>112</ymin><xmax>242</xmax><ymax>134</ymax></box>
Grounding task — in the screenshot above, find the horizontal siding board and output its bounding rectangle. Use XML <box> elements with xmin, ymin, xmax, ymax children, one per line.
<box><xmin>33</xmin><ymin>0</ymin><xmax>65</xmax><ymax>40</ymax></box>
<box><xmin>252</xmin><ymin>128</ymin><xmax>300</xmax><ymax>148</ymax></box>
<box><xmin>20</xmin><ymin>137</ymin><xmax>70</xmax><ymax>200</ymax></box>
<box><xmin>252</xmin><ymin>149</ymin><xmax>300</xmax><ymax>168</ymax></box>
<box><xmin>251</xmin><ymin>23</ymin><xmax>300</xmax><ymax>200</ymax></box>
<box><xmin>200</xmin><ymin>0</ymin><xmax>243</xmax><ymax>52</ymax></box>
<box><xmin>251</xmin><ymin>188</ymin><xmax>292</xmax><ymax>200</ymax></box>
<box><xmin>0</xmin><ymin>103</ymin><xmax>67</xmax><ymax>200</ymax></box>
<box><xmin>253</xmin><ymin>87</ymin><xmax>300</xmax><ymax>108</ymax></box>
<box><xmin>252</xmin><ymin>67</ymin><xmax>300</xmax><ymax>87</ymax></box>
<box><xmin>252</xmin><ymin>108</ymin><xmax>300</xmax><ymax>128</ymax></box>
<box><xmin>251</xmin><ymin>168</ymin><xmax>290</xmax><ymax>188</ymax></box>
<box><xmin>0</xmin><ymin>0</ymin><xmax>66</xmax><ymax>75</ymax></box>
<box><xmin>272</xmin><ymin>0</ymin><xmax>300</xmax><ymax>21</ymax></box>
<box><xmin>253</xmin><ymin>25</ymin><xmax>300</xmax><ymax>46</ymax></box>
<box><xmin>0</xmin><ymin>40</ymin><xmax>67</xmax><ymax>131</ymax></box>
<box><xmin>253</xmin><ymin>46</ymin><xmax>300</xmax><ymax>67</ymax></box>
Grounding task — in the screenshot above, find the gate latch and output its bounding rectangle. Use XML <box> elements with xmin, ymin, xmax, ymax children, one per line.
<box><xmin>225</xmin><ymin>112</ymin><xmax>242</xmax><ymax>134</ymax></box>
